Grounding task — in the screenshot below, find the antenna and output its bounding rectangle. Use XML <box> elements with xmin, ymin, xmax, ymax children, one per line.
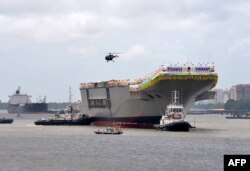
<box><xmin>43</xmin><ymin>96</ymin><xmax>46</xmax><ymax>103</ymax></box>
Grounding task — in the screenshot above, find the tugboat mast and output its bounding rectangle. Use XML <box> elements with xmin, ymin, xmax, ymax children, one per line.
<box><xmin>69</xmin><ymin>86</ymin><xmax>73</xmax><ymax>105</ymax></box>
<box><xmin>172</xmin><ymin>90</ymin><xmax>180</xmax><ymax>105</ymax></box>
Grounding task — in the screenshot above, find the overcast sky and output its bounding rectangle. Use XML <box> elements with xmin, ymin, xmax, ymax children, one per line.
<box><xmin>0</xmin><ymin>0</ymin><xmax>250</xmax><ymax>102</ymax></box>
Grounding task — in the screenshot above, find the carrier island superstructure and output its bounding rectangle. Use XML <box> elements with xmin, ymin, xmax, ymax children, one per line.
<box><xmin>80</xmin><ymin>64</ymin><xmax>218</xmax><ymax>128</ymax></box>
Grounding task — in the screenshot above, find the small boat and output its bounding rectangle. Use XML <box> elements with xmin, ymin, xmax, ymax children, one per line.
<box><xmin>94</xmin><ymin>127</ymin><xmax>123</xmax><ymax>135</ymax></box>
<box><xmin>154</xmin><ymin>90</ymin><xmax>192</xmax><ymax>132</ymax></box>
<box><xmin>0</xmin><ymin>118</ymin><xmax>14</xmax><ymax>124</ymax></box>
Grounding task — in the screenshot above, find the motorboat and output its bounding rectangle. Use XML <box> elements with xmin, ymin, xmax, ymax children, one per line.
<box><xmin>94</xmin><ymin>127</ymin><xmax>123</xmax><ymax>135</ymax></box>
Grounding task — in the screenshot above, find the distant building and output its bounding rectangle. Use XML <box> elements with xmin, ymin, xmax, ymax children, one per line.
<box><xmin>223</xmin><ymin>90</ymin><xmax>230</xmax><ymax>103</ymax></box>
<box><xmin>214</xmin><ymin>89</ymin><xmax>223</xmax><ymax>103</ymax></box>
<box><xmin>229</xmin><ymin>86</ymin><xmax>237</xmax><ymax>100</ymax></box>
<box><xmin>213</xmin><ymin>89</ymin><xmax>229</xmax><ymax>104</ymax></box>
<box><xmin>197</xmin><ymin>84</ymin><xmax>250</xmax><ymax>104</ymax></box>
<box><xmin>229</xmin><ymin>84</ymin><xmax>250</xmax><ymax>100</ymax></box>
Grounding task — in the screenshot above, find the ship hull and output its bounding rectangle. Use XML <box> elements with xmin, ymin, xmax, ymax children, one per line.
<box><xmin>0</xmin><ymin>118</ymin><xmax>14</xmax><ymax>124</ymax></box>
<box><xmin>154</xmin><ymin>121</ymin><xmax>191</xmax><ymax>131</ymax></box>
<box><xmin>92</xmin><ymin>116</ymin><xmax>160</xmax><ymax>128</ymax></box>
<box><xmin>80</xmin><ymin>74</ymin><xmax>217</xmax><ymax>128</ymax></box>
<box><xmin>7</xmin><ymin>103</ymin><xmax>48</xmax><ymax>114</ymax></box>
<box><xmin>34</xmin><ymin>118</ymin><xmax>92</xmax><ymax>125</ymax></box>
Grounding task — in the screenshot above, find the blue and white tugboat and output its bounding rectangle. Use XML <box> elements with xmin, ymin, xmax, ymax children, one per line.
<box><xmin>154</xmin><ymin>90</ymin><xmax>191</xmax><ymax>132</ymax></box>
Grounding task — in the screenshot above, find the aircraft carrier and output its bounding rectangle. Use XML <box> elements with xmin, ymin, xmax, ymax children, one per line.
<box><xmin>80</xmin><ymin>64</ymin><xmax>218</xmax><ymax>128</ymax></box>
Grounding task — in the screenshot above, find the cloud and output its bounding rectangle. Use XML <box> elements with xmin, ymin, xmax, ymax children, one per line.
<box><xmin>1</xmin><ymin>0</ymin><xmax>250</xmax><ymax>101</ymax></box>
<box><xmin>224</xmin><ymin>1</ymin><xmax>250</xmax><ymax>16</ymax></box>
<box><xmin>0</xmin><ymin>12</ymin><xmax>104</xmax><ymax>43</ymax></box>
<box><xmin>0</xmin><ymin>0</ymin><xmax>240</xmax><ymax>45</ymax></box>
<box><xmin>68</xmin><ymin>45</ymin><xmax>98</xmax><ymax>59</ymax></box>
<box><xmin>122</xmin><ymin>44</ymin><xmax>147</xmax><ymax>61</ymax></box>
<box><xmin>228</xmin><ymin>38</ymin><xmax>250</xmax><ymax>59</ymax></box>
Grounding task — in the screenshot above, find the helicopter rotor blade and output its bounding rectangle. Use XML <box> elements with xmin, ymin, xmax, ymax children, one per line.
<box><xmin>107</xmin><ymin>52</ymin><xmax>123</xmax><ymax>55</ymax></box>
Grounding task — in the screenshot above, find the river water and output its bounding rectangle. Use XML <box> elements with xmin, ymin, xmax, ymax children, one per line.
<box><xmin>0</xmin><ymin>111</ymin><xmax>249</xmax><ymax>171</ymax></box>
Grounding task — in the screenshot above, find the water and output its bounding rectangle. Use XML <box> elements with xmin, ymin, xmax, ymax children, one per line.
<box><xmin>0</xmin><ymin>111</ymin><xmax>250</xmax><ymax>171</ymax></box>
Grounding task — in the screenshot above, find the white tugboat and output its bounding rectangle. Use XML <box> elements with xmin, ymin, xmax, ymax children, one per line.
<box><xmin>154</xmin><ymin>90</ymin><xmax>191</xmax><ymax>131</ymax></box>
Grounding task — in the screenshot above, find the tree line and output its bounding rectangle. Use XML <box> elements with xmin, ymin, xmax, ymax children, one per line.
<box><xmin>0</xmin><ymin>102</ymin><xmax>69</xmax><ymax>110</ymax></box>
<box><xmin>194</xmin><ymin>99</ymin><xmax>250</xmax><ymax>110</ymax></box>
<box><xmin>224</xmin><ymin>99</ymin><xmax>250</xmax><ymax>110</ymax></box>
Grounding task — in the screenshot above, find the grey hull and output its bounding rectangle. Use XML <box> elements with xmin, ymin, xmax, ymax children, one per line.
<box><xmin>80</xmin><ymin>77</ymin><xmax>217</xmax><ymax>127</ymax></box>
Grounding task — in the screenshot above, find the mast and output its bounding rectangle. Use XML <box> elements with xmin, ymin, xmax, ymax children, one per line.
<box><xmin>68</xmin><ymin>86</ymin><xmax>74</xmax><ymax>115</ymax></box>
<box><xmin>172</xmin><ymin>90</ymin><xmax>180</xmax><ymax>105</ymax></box>
<box><xmin>69</xmin><ymin>86</ymin><xmax>73</xmax><ymax>105</ymax></box>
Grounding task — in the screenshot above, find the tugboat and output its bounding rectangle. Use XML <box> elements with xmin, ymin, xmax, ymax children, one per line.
<box><xmin>34</xmin><ymin>114</ymin><xmax>92</xmax><ymax>125</ymax></box>
<box><xmin>154</xmin><ymin>90</ymin><xmax>191</xmax><ymax>132</ymax></box>
<box><xmin>34</xmin><ymin>105</ymin><xmax>92</xmax><ymax>126</ymax></box>
<box><xmin>35</xmin><ymin>87</ymin><xmax>92</xmax><ymax>126</ymax></box>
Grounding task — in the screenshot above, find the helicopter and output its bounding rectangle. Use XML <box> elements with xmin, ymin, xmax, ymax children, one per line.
<box><xmin>105</xmin><ymin>53</ymin><xmax>119</xmax><ymax>62</ymax></box>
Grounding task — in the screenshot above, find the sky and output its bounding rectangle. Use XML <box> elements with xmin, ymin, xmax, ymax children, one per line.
<box><xmin>0</xmin><ymin>0</ymin><xmax>250</xmax><ymax>102</ymax></box>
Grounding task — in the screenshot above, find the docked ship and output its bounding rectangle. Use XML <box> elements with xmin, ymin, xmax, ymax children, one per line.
<box><xmin>80</xmin><ymin>63</ymin><xmax>218</xmax><ymax>128</ymax></box>
<box><xmin>8</xmin><ymin>87</ymin><xmax>48</xmax><ymax>114</ymax></box>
